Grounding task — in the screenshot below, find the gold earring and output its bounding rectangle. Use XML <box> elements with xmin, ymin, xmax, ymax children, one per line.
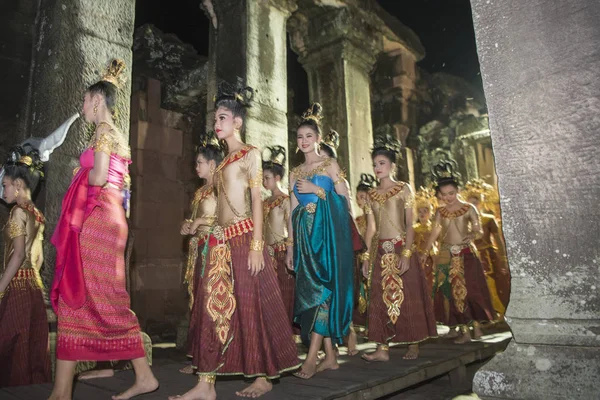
<box><xmin>209</xmin><ymin>166</ymin><xmax>215</xmax><ymax>175</ymax></box>
<box><xmin>93</xmin><ymin>104</ymin><xmax>98</xmax><ymax>115</ymax></box>
<box><xmin>15</xmin><ymin>189</ymin><xmax>19</xmax><ymax>199</ymax></box>
<box><xmin>295</xmin><ymin>146</ymin><xmax>300</xmax><ymax>154</ymax></box>
<box><xmin>234</xmin><ymin>127</ymin><xmax>240</xmax><ymax>136</ymax></box>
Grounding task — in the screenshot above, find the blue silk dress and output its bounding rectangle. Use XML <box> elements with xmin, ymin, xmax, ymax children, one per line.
<box><xmin>292</xmin><ymin>173</ymin><xmax>353</xmax><ymax>345</ymax></box>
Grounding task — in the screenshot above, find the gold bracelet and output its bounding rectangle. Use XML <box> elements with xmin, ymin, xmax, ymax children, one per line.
<box><xmin>284</xmin><ymin>237</ymin><xmax>294</xmax><ymax>247</ymax></box>
<box><xmin>401</xmin><ymin>249</ymin><xmax>412</xmax><ymax>258</ymax></box>
<box><xmin>360</xmin><ymin>252</ymin><xmax>370</xmax><ymax>262</ymax></box>
<box><xmin>0</xmin><ymin>291</ymin><xmax>5</xmax><ymax>300</ymax></box>
<box><xmin>316</xmin><ymin>188</ymin><xmax>326</xmax><ymax>200</ymax></box>
<box><xmin>185</xmin><ymin>218</ymin><xmax>193</xmax><ymax>224</ymax></box>
<box><xmin>198</xmin><ymin>374</ymin><xmax>216</xmax><ymax>384</ymax></box>
<box><xmin>250</xmin><ymin>239</ymin><xmax>265</xmax><ymax>252</ymax></box>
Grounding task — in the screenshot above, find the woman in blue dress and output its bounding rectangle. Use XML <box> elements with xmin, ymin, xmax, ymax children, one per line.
<box><xmin>286</xmin><ymin>103</ymin><xmax>354</xmax><ymax>379</ymax></box>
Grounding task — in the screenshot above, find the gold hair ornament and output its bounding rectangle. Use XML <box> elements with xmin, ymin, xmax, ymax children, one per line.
<box><xmin>101</xmin><ymin>59</ymin><xmax>126</xmax><ymax>88</ymax></box>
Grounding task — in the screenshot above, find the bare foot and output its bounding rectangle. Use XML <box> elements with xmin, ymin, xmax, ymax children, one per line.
<box><xmin>316</xmin><ymin>357</ymin><xmax>339</xmax><ymax>372</ymax></box>
<box><xmin>454</xmin><ymin>330</ymin><xmax>472</xmax><ymax>344</ymax></box>
<box><xmin>168</xmin><ymin>381</ymin><xmax>216</xmax><ymax>400</ymax></box>
<box><xmin>78</xmin><ymin>369</ymin><xmax>115</xmax><ymax>380</ymax></box>
<box><xmin>112</xmin><ymin>376</ymin><xmax>159</xmax><ymax>399</ymax></box>
<box><xmin>403</xmin><ymin>344</ymin><xmax>419</xmax><ymax>360</ymax></box>
<box><xmin>347</xmin><ymin>331</ymin><xmax>359</xmax><ymax>356</ymax></box>
<box><xmin>179</xmin><ymin>365</ymin><xmax>195</xmax><ymax>374</ymax></box>
<box><xmin>235</xmin><ymin>377</ymin><xmax>272</xmax><ymax>398</ymax></box>
<box><xmin>473</xmin><ymin>324</ymin><xmax>483</xmax><ymax>340</ymax></box>
<box><xmin>361</xmin><ymin>348</ymin><xmax>390</xmax><ymax>362</ymax></box>
<box><xmin>294</xmin><ymin>361</ymin><xmax>317</xmax><ymax>379</ymax></box>
<box><xmin>444</xmin><ymin>328</ymin><xmax>459</xmax><ymax>338</ymax></box>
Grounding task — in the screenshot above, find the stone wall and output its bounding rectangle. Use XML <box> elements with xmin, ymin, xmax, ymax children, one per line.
<box><xmin>470</xmin><ymin>0</ymin><xmax>600</xmax><ymax>398</ymax></box>
<box><xmin>129</xmin><ymin>78</ymin><xmax>191</xmax><ymax>340</ymax></box>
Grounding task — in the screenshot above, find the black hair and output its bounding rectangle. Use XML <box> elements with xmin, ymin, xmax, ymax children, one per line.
<box><xmin>356</xmin><ymin>173</ymin><xmax>376</xmax><ymax>193</ymax></box>
<box><xmin>214</xmin><ymin>85</ymin><xmax>254</xmax><ymax>133</ymax></box>
<box><xmin>371</xmin><ymin>148</ymin><xmax>399</xmax><ymax>165</ymax></box>
<box><xmin>3</xmin><ymin>147</ymin><xmax>44</xmax><ymax>192</ymax></box>
<box><xmin>437</xmin><ymin>179</ymin><xmax>460</xmax><ymax>191</ymax></box>
<box><xmin>196</xmin><ymin>144</ymin><xmax>224</xmax><ymax>166</ymax></box>
<box><xmin>87</xmin><ymin>80</ymin><xmax>118</xmax><ymax>114</ymax></box>
<box><xmin>297</xmin><ymin>103</ymin><xmax>323</xmax><ymax>136</ymax></box>
<box><xmin>263</xmin><ymin>162</ymin><xmax>285</xmax><ymax>179</ymax></box>
<box><xmin>262</xmin><ymin>145</ymin><xmax>286</xmax><ymax>179</ymax></box>
<box><xmin>319</xmin><ymin>143</ymin><xmax>336</xmax><ymax>159</ymax></box>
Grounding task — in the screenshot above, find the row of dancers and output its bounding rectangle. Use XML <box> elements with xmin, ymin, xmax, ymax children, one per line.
<box><xmin>0</xmin><ymin>59</ymin><xmax>509</xmax><ymax>400</ymax></box>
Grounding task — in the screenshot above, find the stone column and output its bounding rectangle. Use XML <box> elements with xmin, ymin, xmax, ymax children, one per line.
<box><xmin>469</xmin><ymin>0</ymin><xmax>600</xmax><ymax>399</ymax></box>
<box><xmin>459</xmin><ymin>140</ymin><xmax>479</xmax><ymax>182</ymax></box>
<box><xmin>204</xmin><ymin>0</ymin><xmax>297</xmax><ymax>163</ymax></box>
<box><xmin>30</xmin><ymin>0</ymin><xmax>136</xmax><ymax>288</ymax></box>
<box><xmin>289</xmin><ymin>4</ymin><xmax>381</xmax><ymax>196</ymax></box>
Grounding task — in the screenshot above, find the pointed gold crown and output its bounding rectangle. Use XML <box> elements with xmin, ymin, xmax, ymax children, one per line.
<box><xmin>464</xmin><ymin>178</ymin><xmax>498</xmax><ymax>209</ymax></box>
<box><xmin>263</xmin><ymin>145</ymin><xmax>286</xmax><ymax>166</ymax></box>
<box><xmin>415</xmin><ymin>185</ymin><xmax>438</xmax><ymax>210</ymax></box>
<box><xmin>101</xmin><ymin>59</ymin><xmax>126</xmax><ymax>88</ymax></box>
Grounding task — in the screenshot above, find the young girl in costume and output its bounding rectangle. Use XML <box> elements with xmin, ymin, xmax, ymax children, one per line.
<box><xmin>464</xmin><ymin>179</ymin><xmax>510</xmax><ymax>317</ymax></box>
<box><xmin>360</xmin><ymin>134</ymin><xmax>437</xmax><ymax>361</ymax></box>
<box><xmin>287</xmin><ymin>103</ymin><xmax>354</xmax><ymax>379</ymax></box>
<box><xmin>262</xmin><ymin>146</ymin><xmax>295</xmax><ymax>330</ymax></box>
<box><xmin>421</xmin><ymin>161</ymin><xmax>495</xmax><ymax>343</ymax></box>
<box><xmin>0</xmin><ymin>148</ymin><xmax>52</xmax><ymax>387</ymax></box>
<box><xmin>413</xmin><ymin>186</ymin><xmax>438</xmax><ymax>297</ymax></box>
<box><xmin>179</xmin><ymin>133</ymin><xmax>223</xmax><ymax>375</ymax></box>
<box><xmin>50</xmin><ymin>60</ymin><xmax>158</xmax><ymax>400</ymax></box>
<box><xmin>169</xmin><ymin>85</ymin><xmax>299</xmax><ymax>400</ymax></box>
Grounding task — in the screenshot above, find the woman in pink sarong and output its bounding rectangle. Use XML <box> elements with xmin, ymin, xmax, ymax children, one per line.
<box><xmin>49</xmin><ymin>60</ymin><xmax>158</xmax><ymax>400</ymax></box>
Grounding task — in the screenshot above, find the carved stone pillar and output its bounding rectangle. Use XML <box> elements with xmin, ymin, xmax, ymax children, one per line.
<box><xmin>30</xmin><ymin>0</ymin><xmax>136</xmax><ymax>288</ymax></box>
<box><xmin>289</xmin><ymin>3</ymin><xmax>381</xmax><ymax>196</ymax></box>
<box><xmin>470</xmin><ymin>0</ymin><xmax>600</xmax><ymax>398</ymax></box>
<box><xmin>204</xmin><ymin>0</ymin><xmax>297</xmax><ymax>162</ymax></box>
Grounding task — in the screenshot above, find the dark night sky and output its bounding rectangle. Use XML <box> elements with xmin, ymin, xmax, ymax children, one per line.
<box><xmin>135</xmin><ymin>0</ymin><xmax>482</xmax><ymax>86</ymax></box>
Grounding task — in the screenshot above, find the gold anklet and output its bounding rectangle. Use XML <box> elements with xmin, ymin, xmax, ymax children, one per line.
<box><xmin>459</xmin><ymin>325</ymin><xmax>470</xmax><ymax>334</ymax></box>
<box><xmin>378</xmin><ymin>344</ymin><xmax>390</xmax><ymax>351</ymax></box>
<box><xmin>198</xmin><ymin>374</ymin><xmax>216</xmax><ymax>384</ymax></box>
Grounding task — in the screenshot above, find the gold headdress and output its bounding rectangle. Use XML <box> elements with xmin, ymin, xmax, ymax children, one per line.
<box><xmin>431</xmin><ymin>159</ymin><xmax>460</xmax><ymax>184</ymax></box>
<box><xmin>323</xmin><ymin>129</ymin><xmax>340</xmax><ymax>150</ymax></box>
<box><xmin>463</xmin><ymin>178</ymin><xmax>499</xmax><ymax>213</ymax></box>
<box><xmin>101</xmin><ymin>59</ymin><xmax>126</xmax><ymax>88</ymax></box>
<box><xmin>262</xmin><ymin>145</ymin><xmax>286</xmax><ymax>167</ymax></box>
<box><xmin>357</xmin><ymin>173</ymin><xmax>376</xmax><ymax>191</ymax></box>
<box><xmin>300</xmin><ymin>103</ymin><xmax>323</xmax><ymax>125</ymax></box>
<box><xmin>372</xmin><ymin>133</ymin><xmax>402</xmax><ymax>156</ymax></box>
<box><xmin>415</xmin><ymin>185</ymin><xmax>438</xmax><ymax>210</ymax></box>
<box><xmin>197</xmin><ymin>130</ymin><xmax>221</xmax><ymax>150</ymax></box>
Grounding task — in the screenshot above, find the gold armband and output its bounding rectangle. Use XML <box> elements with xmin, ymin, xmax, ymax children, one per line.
<box><xmin>0</xmin><ymin>291</ymin><xmax>5</xmax><ymax>301</ymax></box>
<box><xmin>284</xmin><ymin>237</ymin><xmax>294</xmax><ymax>247</ymax></box>
<box><xmin>316</xmin><ymin>188</ymin><xmax>326</xmax><ymax>200</ymax></box>
<box><xmin>401</xmin><ymin>249</ymin><xmax>413</xmax><ymax>258</ymax></box>
<box><xmin>250</xmin><ymin>239</ymin><xmax>265</xmax><ymax>252</ymax></box>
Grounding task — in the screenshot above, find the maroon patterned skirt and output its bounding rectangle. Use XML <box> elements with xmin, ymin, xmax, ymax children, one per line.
<box><xmin>191</xmin><ymin>230</ymin><xmax>300</xmax><ymax>378</ymax></box>
<box><xmin>367</xmin><ymin>240</ymin><xmax>437</xmax><ymax>344</ymax></box>
<box><xmin>0</xmin><ymin>269</ymin><xmax>51</xmax><ymax>387</ymax></box>
<box><xmin>433</xmin><ymin>248</ymin><xmax>495</xmax><ymax>327</ymax></box>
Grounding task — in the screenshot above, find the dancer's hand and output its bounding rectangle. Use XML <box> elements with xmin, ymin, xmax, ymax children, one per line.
<box><xmin>286</xmin><ymin>250</ymin><xmax>294</xmax><ymax>271</ymax></box>
<box><xmin>180</xmin><ymin>221</ymin><xmax>191</xmax><ymax>235</ymax></box>
<box><xmin>248</xmin><ymin>250</ymin><xmax>264</xmax><ymax>276</ymax></box>
<box><xmin>295</xmin><ymin>179</ymin><xmax>319</xmax><ymax>194</ymax></box>
<box><xmin>398</xmin><ymin>256</ymin><xmax>410</xmax><ymax>276</ymax></box>
<box><xmin>189</xmin><ymin>218</ymin><xmax>204</xmax><ymax>235</ymax></box>
<box><xmin>362</xmin><ymin>261</ymin><xmax>369</xmax><ymax>278</ymax></box>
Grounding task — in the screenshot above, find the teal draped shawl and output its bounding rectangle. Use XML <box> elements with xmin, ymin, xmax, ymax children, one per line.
<box><xmin>292</xmin><ymin>175</ymin><xmax>353</xmax><ymax>345</ymax></box>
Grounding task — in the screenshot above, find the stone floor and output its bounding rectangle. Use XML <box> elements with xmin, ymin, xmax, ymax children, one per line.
<box><xmin>1</xmin><ymin>330</ymin><xmax>511</xmax><ymax>400</ymax></box>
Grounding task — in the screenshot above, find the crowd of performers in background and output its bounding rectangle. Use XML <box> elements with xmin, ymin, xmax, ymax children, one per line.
<box><xmin>0</xmin><ymin>59</ymin><xmax>511</xmax><ymax>400</ymax></box>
